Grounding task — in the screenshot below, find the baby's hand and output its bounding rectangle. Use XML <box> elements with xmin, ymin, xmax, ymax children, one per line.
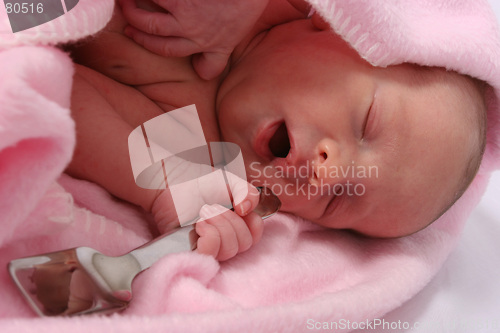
<box><xmin>118</xmin><ymin>0</ymin><xmax>269</xmax><ymax>80</ymax></box>
<box><xmin>194</xmin><ymin>204</ymin><xmax>264</xmax><ymax>261</ymax></box>
<box><xmin>150</xmin><ymin>172</ymin><xmax>263</xmax><ymax>261</ymax></box>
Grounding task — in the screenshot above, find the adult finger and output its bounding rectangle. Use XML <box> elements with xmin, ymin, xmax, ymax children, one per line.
<box><xmin>192</xmin><ymin>52</ymin><xmax>231</xmax><ymax>80</ymax></box>
<box><xmin>124</xmin><ymin>26</ymin><xmax>200</xmax><ymax>57</ymax></box>
<box><xmin>311</xmin><ymin>12</ymin><xmax>331</xmax><ymax>31</ymax></box>
<box><xmin>119</xmin><ymin>0</ymin><xmax>181</xmax><ymax>36</ymax></box>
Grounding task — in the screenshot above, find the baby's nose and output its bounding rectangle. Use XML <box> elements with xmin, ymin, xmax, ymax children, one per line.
<box><xmin>310</xmin><ymin>138</ymin><xmax>343</xmax><ymax>186</ymax></box>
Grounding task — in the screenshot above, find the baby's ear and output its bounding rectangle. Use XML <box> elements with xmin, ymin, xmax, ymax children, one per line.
<box><xmin>311</xmin><ymin>13</ymin><xmax>330</xmax><ymax>31</ymax></box>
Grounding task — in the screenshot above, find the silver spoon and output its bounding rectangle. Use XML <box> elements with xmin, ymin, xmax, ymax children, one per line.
<box><xmin>8</xmin><ymin>187</ymin><xmax>280</xmax><ymax>317</ymax></box>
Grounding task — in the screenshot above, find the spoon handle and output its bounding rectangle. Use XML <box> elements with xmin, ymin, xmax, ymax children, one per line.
<box><xmin>130</xmin><ymin>226</ymin><xmax>193</xmax><ymax>270</ymax></box>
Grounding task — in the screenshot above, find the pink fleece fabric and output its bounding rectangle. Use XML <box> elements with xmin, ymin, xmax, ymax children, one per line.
<box><xmin>1</xmin><ymin>0</ymin><xmax>499</xmax><ymax>332</ymax></box>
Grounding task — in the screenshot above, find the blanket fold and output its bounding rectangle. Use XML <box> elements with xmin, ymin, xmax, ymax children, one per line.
<box><xmin>0</xmin><ymin>46</ymin><xmax>74</xmax><ymax>245</ymax></box>
<box><xmin>1</xmin><ymin>0</ymin><xmax>500</xmax><ymax>332</ymax></box>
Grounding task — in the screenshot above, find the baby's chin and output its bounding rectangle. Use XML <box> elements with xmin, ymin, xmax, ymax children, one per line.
<box><xmin>359</xmin><ymin>216</ymin><xmax>434</xmax><ymax>239</ymax></box>
<box><xmin>326</xmin><ymin>212</ymin><xmax>435</xmax><ymax>239</ymax></box>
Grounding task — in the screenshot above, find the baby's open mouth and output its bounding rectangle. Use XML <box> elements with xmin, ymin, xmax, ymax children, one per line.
<box><xmin>268</xmin><ymin>122</ymin><xmax>291</xmax><ymax>158</ymax></box>
<box><xmin>253</xmin><ymin>120</ymin><xmax>292</xmax><ymax>160</ymax></box>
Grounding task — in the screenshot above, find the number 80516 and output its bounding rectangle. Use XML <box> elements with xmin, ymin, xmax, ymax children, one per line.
<box><xmin>5</xmin><ymin>2</ymin><xmax>44</xmax><ymax>14</ymax></box>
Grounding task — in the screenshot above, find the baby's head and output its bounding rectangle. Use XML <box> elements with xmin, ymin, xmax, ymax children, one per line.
<box><xmin>216</xmin><ymin>18</ymin><xmax>487</xmax><ymax>237</ymax></box>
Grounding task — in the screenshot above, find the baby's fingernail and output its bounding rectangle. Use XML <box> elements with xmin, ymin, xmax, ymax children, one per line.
<box><xmin>232</xmin><ymin>184</ymin><xmax>249</xmax><ymax>206</ymax></box>
<box><xmin>199</xmin><ymin>204</ymin><xmax>229</xmax><ymax>219</ymax></box>
<box><xmin>239</xmin><ymin>200</ymin><xmax>252</xmax><ymax>215</ymax></box>
<box><xmin>112</xmin><ymin>290</ymin><xmax>132</xmax><ymax>301</ymax></box>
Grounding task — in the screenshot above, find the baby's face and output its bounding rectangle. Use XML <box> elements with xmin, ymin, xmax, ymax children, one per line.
<box><xmin>216</xmin><ymin>19</ymin><xmax>478</xmax><ymax>237</ymax></box>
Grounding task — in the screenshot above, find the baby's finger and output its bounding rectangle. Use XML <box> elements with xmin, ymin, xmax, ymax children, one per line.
<box><xmin>194</xmin><ymin>220</ymin><xmax>220</xmax><ymax>258</ymax></box>
<box><xmin>226</xmin><ymin>210</ymin><xmax>254</xmax><ymax>253</ymax></box>
<box><xmin>200</xmin><ymin>205</ymin><xmax>238</xmax><ymax>261</ymax></box>
<box><xmin>227</xmin><ymin>176</ymin><xmax>260</xmax><ymax>217</ymax></box>
<box><xmin>244</xmin><ymin>212</ymin><xmax>264</xmax><ymax>246</ymax></box>
<box><xmin>207</xmin><ymin>206</ymin><xmax>255</xmax><ymax>260</ymax></box>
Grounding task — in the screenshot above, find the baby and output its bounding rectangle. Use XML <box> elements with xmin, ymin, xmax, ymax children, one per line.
<box><xmin>66</xmin><ymin>0</ymin><xmax>487</xmax><ymax>261</ymax></box>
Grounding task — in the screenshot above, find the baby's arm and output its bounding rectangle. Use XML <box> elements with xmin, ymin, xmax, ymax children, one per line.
<box><xmin>119</xmin><ymin>0</ymin><xmax>310</xmax><ymax>80</ymax></box>
<box><xmin>69</xmin><ymin>65</ymin><xmax>263</xmax><ymax>260</ymax></box>
<box><xmin>67</xmin><ymin>65</ymin><xmax>159</xmax><ymax>212</ymax></box>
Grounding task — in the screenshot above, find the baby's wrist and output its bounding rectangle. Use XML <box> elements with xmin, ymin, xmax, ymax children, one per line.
<box><xmin>150</xmin><ymin>189</ymin><xmax>180</xmax><ymax>233</ymax></box>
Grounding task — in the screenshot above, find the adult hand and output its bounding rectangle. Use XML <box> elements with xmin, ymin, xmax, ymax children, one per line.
<box><xmin>119</xmin><ymin>0</ymin><xmax>269</xmax><ymax>80</ymax></box>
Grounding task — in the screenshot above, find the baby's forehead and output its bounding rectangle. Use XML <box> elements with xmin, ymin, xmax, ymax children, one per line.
<box><xmin>387</xmin><ymin>65</ymin><xmax>483</xmax><ymax>119</ymax></box>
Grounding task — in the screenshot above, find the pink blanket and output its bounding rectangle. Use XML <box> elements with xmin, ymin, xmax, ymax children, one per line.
<box><xmin>1</xmin><ymin>0</ymin><xmax>500</xmax><ymax>332</ymax></box>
